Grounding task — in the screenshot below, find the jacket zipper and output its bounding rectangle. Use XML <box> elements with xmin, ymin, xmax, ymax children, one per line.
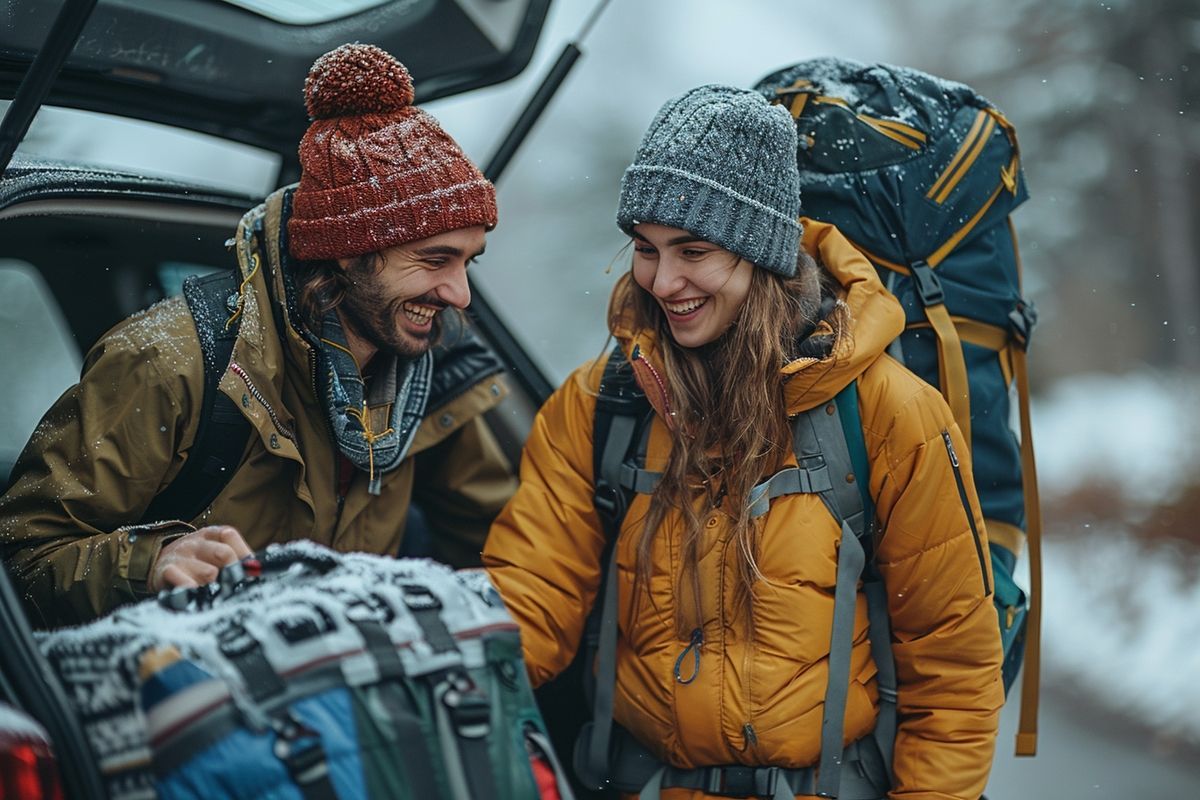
<box><xmin>742</xmin><ymin>723</ymin><xmax>758</xmax><ymax>750</ymax></box>
<box><xmin>941</xmin><ymin>430</ymin><xmax>990</xmax><ymax>595</ymax></box>
<box><xmin>229</xmin><ymin>362</ymin><xmax>297</xmax><ymax>444</ymax></box>
<box><xmin>630</xmin><ymin>344</ymin><xmax>676</xmax><ymax>428</ymax></box>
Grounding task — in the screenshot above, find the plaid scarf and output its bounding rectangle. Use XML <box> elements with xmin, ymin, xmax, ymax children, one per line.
<box><xmin>316</xmin><ymin>310</ymin><xmax>432</xmax><ymax>495</ymax></box>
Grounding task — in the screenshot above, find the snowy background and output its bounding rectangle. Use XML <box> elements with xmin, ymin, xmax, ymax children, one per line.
<box><xmin>8</xmin><ymin>0</ymin><xmax>1200</xmax><ymax>796</ymax></box>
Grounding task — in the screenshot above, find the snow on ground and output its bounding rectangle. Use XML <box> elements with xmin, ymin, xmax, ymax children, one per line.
<box><xmin>1033</xmin><ymin>370</ymin><xmax>1200</xmax><ymax>506</ymax></box>
<box><xmin>1029</xmin><ymin>369</ymin><xmax>1200</xmax><ymax>743</ymax></box>
<box><xmin>1041</xmin><ymin>531</ymin><xmax>1200</xmax><ymax>743</ymax></box>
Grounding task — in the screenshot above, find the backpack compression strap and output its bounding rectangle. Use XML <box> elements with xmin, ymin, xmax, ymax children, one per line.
<box><xmin>139</xmin><ymin>270</ymin><xmax>251</xmax><ymax>525</ymax></box>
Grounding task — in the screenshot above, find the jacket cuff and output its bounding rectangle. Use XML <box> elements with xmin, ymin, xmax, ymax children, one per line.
<box><xmin>115</xmin><ymin>521</ymin><xmax>195</xmax><ymax>598</ymax></box>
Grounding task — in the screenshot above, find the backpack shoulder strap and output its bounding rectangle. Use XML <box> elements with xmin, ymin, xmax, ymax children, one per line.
<box><xmin>140</xmin><ymin>270</ymin><xmax>251</xmax><ymax>525</ymax></box>
<box><xmin>833</xmin><ymin>380</ymin><xmax>875</xmax><ymax>544</ymax></box>
<box><xmin>795</xmin><ymin>380</ymin><xmax>896</xmax><ymax>792</ymax></box>
<box><xmin>592</xmin><ymin>344</ymin><xmax>652</xmax><ymax>535</ymax></box>
<box><xmin>575</xmin><ymin>344</ymin><xmax>652</xmax><ymax>791</ymax></box>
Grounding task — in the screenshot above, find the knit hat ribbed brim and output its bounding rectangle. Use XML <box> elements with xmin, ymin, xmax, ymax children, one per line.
<box><xmin>617</xmin><ymin>84</ymin><xmax>802</xmax><ymax>277</ymax></box>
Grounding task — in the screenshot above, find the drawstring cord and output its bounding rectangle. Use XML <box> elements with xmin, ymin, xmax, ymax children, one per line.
<box><xmin>674</xmin><ymin>627</ymin><xmax>704</xmax><ymax>684</ymax></box>
<box><xmin>346</xmin><ymin>401</ymin><xmax>395</xmax><ymax>487</ymax></box>
<box><xmin>320</xmin><ymin>338</ymin><xmax>395</xmax><ymax>492</ymax></box>
<box><xmin>225</xmin><ymin>252</ymin><xmax>261</xmax><ymax>330</ymax></box>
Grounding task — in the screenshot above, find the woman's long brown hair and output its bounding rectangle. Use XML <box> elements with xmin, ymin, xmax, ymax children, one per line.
<box><xmin>608</xmin><ymin>249</ymin><xmax>845</xmax><ymax>637</ymax></box>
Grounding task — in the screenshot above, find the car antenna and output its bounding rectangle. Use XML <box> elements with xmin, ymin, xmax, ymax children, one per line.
<box><xmin>483</xmin><ymin>0</ymin><xmax>614</xmax><ymax>184</ymax></box>
<box><xmin>0</xmin><ymin>0</ymin><xmax>99</xmax><ymax>176</ymax></box>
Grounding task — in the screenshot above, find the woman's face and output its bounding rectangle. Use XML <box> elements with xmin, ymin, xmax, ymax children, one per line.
<box><xmin>631</xmin><ymin>223</ymin><xmax>754</xmax><ymax>348</ymax></box>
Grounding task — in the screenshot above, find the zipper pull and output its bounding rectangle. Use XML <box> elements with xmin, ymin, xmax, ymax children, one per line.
<box><xmin>673</xmin><ymin>627</ymin><xmax>704</xmax><ymax>685</ymax></box>
<box><xmin>941</xmin><ymin>430</ymin><xmax>959</xmax><ymax>467</ymax></box>
<box><xmin>742</xmin><ymin>723</ymin><xmax>758</xmax><ymax>749</ymax></box>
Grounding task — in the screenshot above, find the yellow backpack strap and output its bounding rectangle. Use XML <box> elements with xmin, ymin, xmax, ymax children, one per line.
<box><xmin>984</xmin><ymin>520</ymin><xmax>1025</xmax><ymax>559</ymax></box>
<box><xmin>1007</xmin><ymin>217</ymin><xmax>1042</xmax><ymax>757</ymax></box>
<box><xmin>772</xmin><ymin>77</ymin><xmax>813</xmax><ymax>120</ymax></box>
<box><xmin>907</xmin><ymin>261</ymin><xmax>972</xmax><ymax>445</ymax></box>
<box><xmin>842</xmin><ymin>240</ymin><xmax>972</xmax><ymax>443</ymax></box>
<box><xmin>1011</xmin><ymin>341</ymin><xmax>1041</xmax><ymax>756</ymax></box>
<box><xmin>905</xmin><ymin>316</ymin><xmax>1015</xmax><ymax>389</ymax></box>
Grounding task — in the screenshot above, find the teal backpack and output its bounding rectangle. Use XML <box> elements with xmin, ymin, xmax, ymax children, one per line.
<box><xmin>753</xmin><ymin>57</ymin><xmax>1041</xmax><ymax>756</ymax></box>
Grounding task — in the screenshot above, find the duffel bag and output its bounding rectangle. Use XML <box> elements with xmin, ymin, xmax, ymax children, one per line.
<box><xmin>38</xmin><ymin>540</ymin><xmax>573</xmax><ymax>800</ymax></box>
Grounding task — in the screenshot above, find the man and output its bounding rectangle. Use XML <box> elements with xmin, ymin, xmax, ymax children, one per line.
<box><xmin>0</xmin><ymin>44</ymin><xmax>517</xmax><ymax>627</ymax></box>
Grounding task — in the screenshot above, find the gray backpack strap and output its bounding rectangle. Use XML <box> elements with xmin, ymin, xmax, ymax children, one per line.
<box><xmin>792</xmin><ymin>397</ymin><xmax>868</xmax><ymax>538</ymax></box>
<box><xmin>793</xmin><ymin>388</ymin><xmax>893</xmax><ymax>798</ymax></box>
<box><xmin>861</xmin><ymin>580</ymin><xmax>897</xmax><ymax>784</ymax></box>
<box><xmin>833</xmin><ymin>384</ymin><xmax>897</xmax><ymax>787</ymax></box>
<box><xmin>816</xmin><ymin>521</ymin><xmax>866</xmax><ymax>798</ymax></box>
<box><xmin>794</xmin><ymin>399</ymin><xmax>863</xmax><ymax>798</ymax></box>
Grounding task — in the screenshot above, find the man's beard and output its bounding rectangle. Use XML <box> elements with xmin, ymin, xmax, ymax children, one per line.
<box><xmin>338</xmin><ymin>266</ymin><xmax>443</xmax><ymax>360</ymax></box>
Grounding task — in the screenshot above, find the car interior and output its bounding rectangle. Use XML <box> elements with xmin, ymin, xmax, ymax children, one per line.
<box><xmin>0</xmin><ymin>1</ymin><xmax>575</xmax><ymax>797</ymax></box>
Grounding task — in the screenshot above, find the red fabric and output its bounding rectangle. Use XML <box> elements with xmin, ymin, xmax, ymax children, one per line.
<box><xmin>336</xmin><ymin>452</ymin><xmax>355</xmax><ymax>500</ymax></box>
<box><xmin>287</xmin><ymin>44</ymin><xmax>497</xmax><ymax>261</ymax></box>
<box><xmin>528</xmin><ymin>754</ymin><xmax>561</xmax><ymax>800</ymax></box>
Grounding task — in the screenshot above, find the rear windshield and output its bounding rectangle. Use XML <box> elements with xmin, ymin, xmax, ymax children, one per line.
<box><xmin>4</xmin><ymin>102</ymin><xmax>281</xmax><ymax>198</ymax></box>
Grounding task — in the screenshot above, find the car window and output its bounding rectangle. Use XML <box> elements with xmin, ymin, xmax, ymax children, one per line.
<box><xmin>0</xmin><ymin>261</ymin><xmax>81</xmax><ymax>479</ymax></box>
<box><xmin>3</xmin><ymin>102</ymin><xmax>281</xmax><ymax>199</ymax></box>
<box><xmin>158</xmin><ymin>262</ymin><xmax>225</xmax><ymax>298</ymax></box>
<box><xmin>220</xmin><ymin>0</ymin><xmax>393</xmax><ymax>24</ymax></box>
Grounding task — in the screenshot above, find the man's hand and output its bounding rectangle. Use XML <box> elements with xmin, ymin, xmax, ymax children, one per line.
<box><xmin>149</xmin><ymin>526</ymin><xmax>253</xmax><ymax>592</ymax></box>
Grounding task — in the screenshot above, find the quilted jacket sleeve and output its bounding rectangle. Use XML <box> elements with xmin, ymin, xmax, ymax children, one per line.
<box><xmin>482</xmin><ymin>365</ymin><xmax>608</xmax><ymax>687</ymax></box>
<box><xmin>867</xmin><ymin>366</ymin><xmax>1005</xmax><ymax>800</ymax></box>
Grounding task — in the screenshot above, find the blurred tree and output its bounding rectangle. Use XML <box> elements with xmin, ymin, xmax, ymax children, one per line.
<box><xmin>901</xmin><ymin>0</ymin><xmax>1200</xmax><ymax>383</ymax></box>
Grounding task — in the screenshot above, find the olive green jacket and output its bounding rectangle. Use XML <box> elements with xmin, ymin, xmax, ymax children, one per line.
<box><xmin>0</xmin><ymin>189</ymin><xmax>516</xmax><ymax>627</ymax></box>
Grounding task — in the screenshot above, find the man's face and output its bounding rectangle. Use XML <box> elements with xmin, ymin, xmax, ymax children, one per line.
<box><xmin>336</xmin><ymin>226</ymin><xmax>486</xmax><ymax>361</ymax></box>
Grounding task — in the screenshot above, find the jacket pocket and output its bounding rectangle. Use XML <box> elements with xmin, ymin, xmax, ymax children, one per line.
<box><xmin>941</xmin><ymin>430</ymin><xmax>991</xmax><ymax>595</ymax></box>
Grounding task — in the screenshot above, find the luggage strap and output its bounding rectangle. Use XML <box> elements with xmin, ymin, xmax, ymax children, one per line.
<box><xmin>271</xmin><ymin>711</ymin><xmax>340</xmax><ymax>800</ymax></box>
<box><xmin>581</xmin><ymin>347</ymin><xmax>896</xmax><ymax>798</ymax></box>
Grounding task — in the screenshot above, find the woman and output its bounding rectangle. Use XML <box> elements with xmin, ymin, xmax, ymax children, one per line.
<box><xmin>483</xmin><ymin>85</ymin><xmax>1003</xmax><ymax>800</ymax></box>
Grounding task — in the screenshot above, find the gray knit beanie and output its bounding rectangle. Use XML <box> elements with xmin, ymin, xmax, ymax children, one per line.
<box><xmin>616</xmin><ymin>84</ymin><xmax>803</xmax><ymax>277</ymax></box>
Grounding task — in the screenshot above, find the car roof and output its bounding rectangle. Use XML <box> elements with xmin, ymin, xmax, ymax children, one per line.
<box><xmin>0</xmin><ymin>0</ymin><xmax>551</xmax><ymax>169</ymax></box>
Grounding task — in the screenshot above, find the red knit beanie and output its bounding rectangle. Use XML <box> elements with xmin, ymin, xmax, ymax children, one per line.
<box><xmin>287</xmin><ymin>44</ymin><xmax>498</xmax><ymax>261</ymax></box>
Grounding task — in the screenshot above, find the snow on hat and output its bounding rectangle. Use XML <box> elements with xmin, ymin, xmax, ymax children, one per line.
<box><xmin>287</xmin><ymin>43</ymin><xmax>497</xmax><ymax>261</ymax></box>
<box><xmin>616</xmin><ymin>84</ymin><xmax>802</xmax><ymax>277</ymax></box>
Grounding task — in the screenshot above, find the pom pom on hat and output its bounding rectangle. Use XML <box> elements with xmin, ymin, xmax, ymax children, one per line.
<box><xmin>304</xmin><ymin>43</ymin><xmax>415</xmax><ymax>119</ymax></box>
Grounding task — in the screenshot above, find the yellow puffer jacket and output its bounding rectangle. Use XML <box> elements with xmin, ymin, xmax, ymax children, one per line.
<box><xmin>484</xmin><ymin>221</ymin><xmax>1004</xmax><ymax>800</ymax></box>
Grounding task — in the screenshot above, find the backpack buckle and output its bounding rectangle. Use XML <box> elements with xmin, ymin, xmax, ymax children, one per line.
<box><xmin>1008</xmin><ymin>301</ymin><xmax>1038</xmax><ymax>350</ymax></box>
<box><xmin>909</xmin><ymin>261</ymin><xmax>944</xmax><ymax>306</ymax></box>
<box><xmin>704</xmin><ymin>765</ymin><xmax>780</xmax><ymax>797</ymax></box>
<box><xmin>593</xmin><ymin>483</ymin><xmax>627</xmax><ymax>526</ymax></box>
